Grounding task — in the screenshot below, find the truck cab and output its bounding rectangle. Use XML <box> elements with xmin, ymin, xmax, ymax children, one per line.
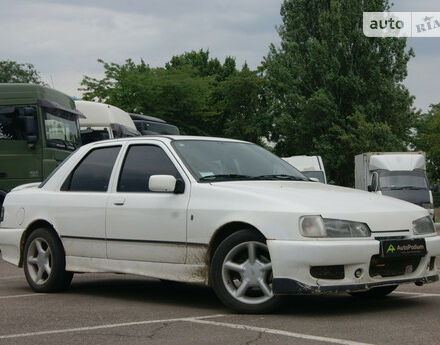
<box><xmin>355</xmin><ymin>152</ymin><xmax>434</xmax><ymax>219</ymax></box>
<box><xmin>0</xmin><ymin>83</ymin><xmax>82</xmax><ymax>206</ymax></box>
<box><xmin>282</xmin><ymin>155</ymin><xmax>327</xmax><ymax>183</ymax></box>
<box><xmin>129</xmin><ymin>113</ymin><xmax>180</xmax><ymax>135</ymax></box>
<box><xmin>75</xmin><ymin>101</ymin><xmax>139</xmax><ymax>144</ymax></box>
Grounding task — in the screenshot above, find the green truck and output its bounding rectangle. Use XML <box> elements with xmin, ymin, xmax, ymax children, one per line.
<box><xmin>0</xmin><ymin>84</ymin><xmax>83</xmax><ymax>206</ymax></box>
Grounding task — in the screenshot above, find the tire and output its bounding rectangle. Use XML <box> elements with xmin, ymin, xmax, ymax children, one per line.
<box><xmin>210</xmin><ymin>229</ymin><xmax>281</xmax><ymax>313</ymax></box>
<box><xmin>349</xmin><ymin>285</ymin><xmax>398</xmax><ymax>298</ymax></box>
<box><xmin>23</xmin><ymin>228</ymin><xmax>73</xmax><ymax>293</ymax></box>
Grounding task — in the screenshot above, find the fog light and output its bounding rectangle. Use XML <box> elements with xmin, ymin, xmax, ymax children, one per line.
<box><xmin>354</xmin><ymin>269</ymin><xmax>363</xmax><ymax>278</ymax></box>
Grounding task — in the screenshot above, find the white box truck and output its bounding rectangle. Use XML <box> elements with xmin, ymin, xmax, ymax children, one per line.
<box><xmin>355</xmin><ymin>152</ymin><xmax>434</xmax><ymax>218</ymax></box>
<box><xmin>75</xmin><ymin>101</ymin><xmax>140</xmax><ymax>144</ymax></box>
<box><xmin>282</xmin><ymin>155</ymin><xmax>327</xmax><ymax>183</ymax></box>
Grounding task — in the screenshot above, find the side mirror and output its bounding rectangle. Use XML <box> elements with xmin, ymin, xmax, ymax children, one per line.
<box><xmin>309</xmin><ymin>177</ymin><xmax>319</xmax><ymax>183</ymax></box>
<box><xmin>149</xmin><ymin>175</ymin><xmax>183</xmax><ymax>193</ymax></box>
<box><xmin>18</xmin><ymin>115</ymin><xmax>38</xmax><ymax>147</ymax></box>
<box><xmin>174</xmin><ymin>178</ymin><xmax>185</xmax><ymax>194</ymax></box>
<box><xmin>431</xmin><ymin>184</ymin><xmax>439</xmax><ymax>193</ymax></box>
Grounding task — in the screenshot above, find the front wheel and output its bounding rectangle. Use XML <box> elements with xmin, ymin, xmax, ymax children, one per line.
<box><xmin>210</xmin><ymin>229</ymin><xmax>281</xmax><ymax>313</ymax></box>
<box><xmin>23</xmin><ymin>228</ymin><xmax>73</xmax><ymax>293</ymax></box>
<box><xmin>349</xmin><ymin>285</ymin><xmax>398</xmax><ymax>298</ymax></box>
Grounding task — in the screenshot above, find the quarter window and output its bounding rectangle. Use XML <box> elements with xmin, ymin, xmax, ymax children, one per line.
<box><xmin>64</xmin><ymin>146</ymin><xmax>121</xmax><ymax>192</ymax></box>
<box><xmin>118</xmin><ymin>145</ymin><xmax>179</xmax><ymax>192</ymax></box>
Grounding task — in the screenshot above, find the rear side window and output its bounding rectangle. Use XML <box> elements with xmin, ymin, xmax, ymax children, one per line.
<box><xmin>63</xmin><ymin>146</ymin><xmax>121</xmax><ymax>192</ymax></box>
<box><xmin>118</xmin><ymin>145</ymin><xmax>179</xmax><ymax>192</ymax></box>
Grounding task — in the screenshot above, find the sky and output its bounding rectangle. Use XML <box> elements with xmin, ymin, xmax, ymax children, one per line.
<box><xmin>0</xmin><ymin>0</ymin><xmax>438</xmax><ymax>112</ymax></box>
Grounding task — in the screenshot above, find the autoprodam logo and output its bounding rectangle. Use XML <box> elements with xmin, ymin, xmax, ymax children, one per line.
<box><xmin>386</xmin><ymin>244</ymin><xmax>396</xmax><ymax>254</ymax></box>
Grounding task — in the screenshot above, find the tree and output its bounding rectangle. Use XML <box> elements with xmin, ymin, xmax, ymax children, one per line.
<box><xmin>211</xmin><ymin>67</ymin><xmax>271</xmax><ymax>144</ymax></box>
<box><xmin>415</xmin><ymin>104</ymin><xmax>440</xmax><ymax>182</ymax></box>
<box><xmin>261</xmin><ymin>0</ymin><xmax>416</xmax><ymax>186</ymax></box>
<box><xmin>81</xmin><ymin>58</ymin><xmax>216</xmax><ymax>135</ymax></box>
<box><xmin>0</xmin><ymin>60</ymin><xmax>46</xmax><ymax>85</ymax></box>
<box><xmin>80</xmin><ymin>50</ymin><xmax>270</xmax><ymax>140</ymax></box>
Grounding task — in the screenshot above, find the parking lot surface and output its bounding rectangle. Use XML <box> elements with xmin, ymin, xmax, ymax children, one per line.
<box><xmin>1</xmin><ymin>258</ymin><xmax>440</xmax><ymax>345</ymax></box>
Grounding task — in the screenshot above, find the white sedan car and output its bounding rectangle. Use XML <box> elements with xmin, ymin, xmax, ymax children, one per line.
<box><xmin>1</xmin><ymin>136</ymin><xmax>439</xmax><ymax>313</ymax></box>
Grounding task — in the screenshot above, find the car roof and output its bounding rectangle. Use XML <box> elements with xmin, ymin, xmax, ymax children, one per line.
<box><xmin>84</xmin><ymin>135</ymin><xmax>249</xmax><ymax>148</ymax></box>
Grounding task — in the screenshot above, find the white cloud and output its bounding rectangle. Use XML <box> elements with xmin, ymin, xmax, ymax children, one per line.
<box><xmin>0</xmin><ymin>0</ymin><xmax>281</xmax><ymax>97</ymax></box>
<box><xmin>0</xmin><ymin>0</ymin><xmax>439</xmax><ymax>112</ymax></box>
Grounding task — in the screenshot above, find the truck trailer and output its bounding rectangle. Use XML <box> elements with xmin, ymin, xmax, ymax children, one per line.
<box><xmin>282</xmin><ymin>155</ymin><xmax>327</xmax><ymax>183</ymax></box>
<box><xmin>75</xmin><ymin>100</ymin><xmax>140</xmax><ymax>144</ymax></box>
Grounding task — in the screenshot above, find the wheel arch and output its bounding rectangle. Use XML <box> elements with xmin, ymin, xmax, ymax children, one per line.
<box><xmin>205</xmin><ymin>221</ymin><xmax>266</xmax><ymax>284</ymax></box>
<box><xmin>19</xmin><ymin>219</ymin><xmax>62</xmax><ymax>267</ymax></box>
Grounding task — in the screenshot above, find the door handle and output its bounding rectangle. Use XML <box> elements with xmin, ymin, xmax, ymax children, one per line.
<box><xmin>113</xmin><ymin>198</ymin><xmax>125</xmax><ymax>206</ymax></box>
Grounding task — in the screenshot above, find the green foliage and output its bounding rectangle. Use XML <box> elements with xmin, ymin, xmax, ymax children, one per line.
<box><xmin>415</xmin><ymin>104</ymin><xmax>440</xmax><ymax>182</ymax></box>
<box><xmin>0</xmin><ymin>60</ymin><xmax>46</xmax><ymax>85</ymax></box>
<box><xmin>261</xmin><ymin>0</ymin><xmax>416</xmax><ymax>186</ymax></box>
<box><xmin>80</xmin><ymin>50</ymin><xmax>268</xmax><ymax>140</ymax></box>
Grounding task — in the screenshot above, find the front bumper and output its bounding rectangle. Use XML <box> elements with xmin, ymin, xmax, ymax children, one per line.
<box><xmin>267</xmin><ymin>235</ymin><xmax>440</xmax><ymax>295</ymax></box>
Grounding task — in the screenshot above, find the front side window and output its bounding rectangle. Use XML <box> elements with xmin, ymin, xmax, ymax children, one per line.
<box><xmin>44</xmin><ymin>110</ymin><xmax>81</xmax><ymax>150</ymax></box>
<box><xmin>118</xmin><ymin>145</ymin><xmax>179</xmax><ymax>192</ymax></box>
<box><xmin>0</xmin><ymin>105</ymin><xmax>37</xmax><ymax>141</ymax></box>
<box><xmin>64</xmin><ymin>146</ymin><xmax>121</xmax><ymax>192</ymax></box>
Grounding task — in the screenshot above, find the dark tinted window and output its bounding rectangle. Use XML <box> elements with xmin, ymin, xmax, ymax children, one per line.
<box><xmin>0</xmin><ymin>106</ymin><xmax>37</xmax><ymax>141</ymax></box>
<box><xmin>80</xmin><ymin>129</ymin><xmax>110</xmax><ymax>145</ymax></box>
<box><xmin>118</xmin><ymin>145</ymin><xmax>179</xmax><ymax>192</ymax></box>
<box><xmin>66</xmin><ymin>146</ymin><xmax>120</xmax><ymax>192</ymax></box>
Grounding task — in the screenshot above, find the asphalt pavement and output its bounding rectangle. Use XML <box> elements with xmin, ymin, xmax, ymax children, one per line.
<box><xmin>0</xmin><ymin>257</ymin><xmax>439</xmax><ymax>345</ymax></box>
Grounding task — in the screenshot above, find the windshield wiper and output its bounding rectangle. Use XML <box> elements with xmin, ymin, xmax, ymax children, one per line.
<box><xmin>255</xmin><ymin>174</ymin><xmax>308</xmax><ymax>181</ymax></box>
<box><xmin>47</xmin><ymin>139</ymin><xmax>67</xmax><ymax>149</ymax></box>
<box><xmin>390</xmin><ymin>186</ymin><xmax>425</xmax><ymax>190</ymax></box>
<box><xmin>199</xmin><ymin>174</ymin><xmax>254</xmax><ymax>181</ymax></box>
<box><xmin>47</xmin><ymin>139</ymin><xmax>76</xmax><ymax>151</ymax></box>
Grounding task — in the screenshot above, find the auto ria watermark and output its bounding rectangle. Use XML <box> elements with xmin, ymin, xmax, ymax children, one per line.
<box><xmin>363</xmin><ymin>12</ymin><xmax>440</xmax><ymax>37</ymax></box>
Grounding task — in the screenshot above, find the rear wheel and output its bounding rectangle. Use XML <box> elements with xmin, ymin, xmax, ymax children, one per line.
<box><xmin>23</xmin><ymin>228</ymin><xmax>73</xmax><ymax>292</ymax></box>
<box><xmin>210</xmin><ymin>229</ymin><xmax>281</xmax><ymax>313</ymax></box>
<box><xmin>349</xmin><ymin>285</ymin><xmax>398</xmax><ymax>298</ymax></box>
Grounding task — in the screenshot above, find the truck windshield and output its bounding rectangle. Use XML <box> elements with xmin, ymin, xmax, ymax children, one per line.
<box><xmin>172</xmin><ymin>140</ymin><xmax>308</xmax><ymax>182</ymax></box>
<box><xmin>80</xmin><ymin>129</ymin><xmax>110</xmax><ymax>144</ymax></box>
<box><xmin>379</xmin><ymin>171</ymin><xmax>428</xmax><ymax>190</ymax></box>
<box><xmin>44</xmin><ymin>110</ymin><xmax>81</xmax><ymax>150</ymax></box>
<box><xmin>301</xmin><ymin>171</ymin><xmax>325</xmax><ymax>183</ymax></box>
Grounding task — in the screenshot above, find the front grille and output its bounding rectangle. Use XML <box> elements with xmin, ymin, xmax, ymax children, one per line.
<box><xmin>310</xmin><ymin>265</ymin><xmax>344</xmax><ymax>280</ymax></box>
<box><xmin>369</xmin><ymin>255</ymin><xmax>421</xmax><ymax>277</ymax></box>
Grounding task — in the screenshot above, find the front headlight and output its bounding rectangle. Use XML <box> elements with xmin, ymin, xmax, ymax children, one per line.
<box><xmin>300</xmin><ymin>216</ymin><xmax>371</xmax><ymax>238</ymax></box>
<box><xmin>412</xmin><ymin>216</ymin><xmax>435</xmax><ymax>235</ymax></box>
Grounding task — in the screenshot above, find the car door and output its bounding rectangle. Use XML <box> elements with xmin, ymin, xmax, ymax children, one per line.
<box><xmin>106</xmin><ymin>142</ymin><xmax>190</xmax><ymax>263</ymax></box>
<box><xmin>52</xmin><ymin>145</ymin><xmax>122</xmax><ymax>258</ymax></box>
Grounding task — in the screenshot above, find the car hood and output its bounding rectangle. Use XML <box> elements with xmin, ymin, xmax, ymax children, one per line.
<box><xmin>209</xmin><ymin>181</ymin><xmax>427</xmax><ymax>231</ymax></box>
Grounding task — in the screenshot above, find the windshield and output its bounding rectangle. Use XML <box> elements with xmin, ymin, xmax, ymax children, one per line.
<box><xmin>172</xmin><ymin>140</ymin><xmax>308</xmax><ymax>182</ymax></box>
<box><xmin>81</xmin><ymin>129</ymin><xmax>110</xmax><ymax>144</ymax></box>
<box><xmin>44</xmin><ymin>110</ymin><xmax>81</xmax><ymax>150</ymax></box>
<box><xmin>302</xmin><ymin>171</ymin><xmax>325</xmax><ymax>183</ymax></box>
<box><xmin>379</xmin><ymin>171</ymin><xmax>428</xmax><ymax>190</ymax></box>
